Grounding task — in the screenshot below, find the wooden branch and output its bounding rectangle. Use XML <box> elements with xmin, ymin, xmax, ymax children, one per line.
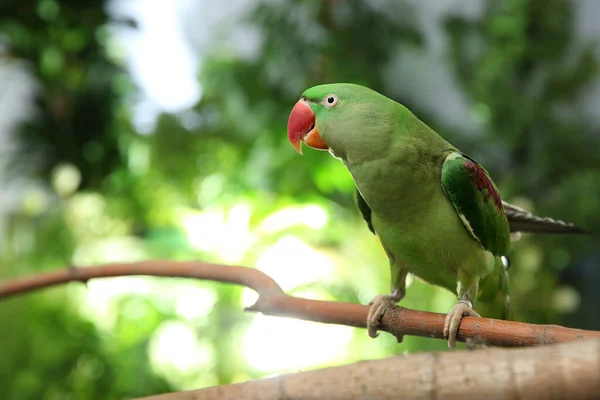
<box><xmin>136</xmin><ymin>338</ymin><xmax>600</xmax><ymax>400</ymax></box>
<box><xmin>1</xmin><ymin>261</ymin><xmax>599</xmax><ymax>347</ymax></box>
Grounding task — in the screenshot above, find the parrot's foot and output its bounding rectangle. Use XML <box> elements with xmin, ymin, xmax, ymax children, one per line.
<box><xmin>443</xmin><ymin>299</ymin><xmax>480</xmax><ymax>349</ymax></box>
<box><xmin>367</xmin><ymin>289</ymin><xmax>404</xmax><ymax>340</ymax></box>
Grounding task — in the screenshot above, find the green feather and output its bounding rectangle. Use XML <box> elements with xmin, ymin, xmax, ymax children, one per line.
<box><xmin>440</xmin><ymin>152</ymin><xmax>511</xmax><ymax>256</ymax></box>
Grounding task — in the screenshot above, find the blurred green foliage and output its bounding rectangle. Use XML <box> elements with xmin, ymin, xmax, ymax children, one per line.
<box><xmin>0</xmin><ymin>0</ymin><xmax>599</xmax><ymax>398</ymax></box>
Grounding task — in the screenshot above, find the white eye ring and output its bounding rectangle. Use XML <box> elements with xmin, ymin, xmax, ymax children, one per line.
<box><xmin>322</xmin><ymin>94</ymin><xmax>339</xmax><ymax>107</ymax></box>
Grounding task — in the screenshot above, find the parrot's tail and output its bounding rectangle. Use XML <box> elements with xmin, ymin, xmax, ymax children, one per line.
<box><xmin>502</xmin><ymin>201</ymin><xmax>589</xmax><ymax>235</ymax></box>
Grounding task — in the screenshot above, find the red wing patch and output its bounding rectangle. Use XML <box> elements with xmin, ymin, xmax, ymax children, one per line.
<box><xmin>464</xmin><ymin>160</ymin><xmax>503</xmax><ymax>211</ymax></box>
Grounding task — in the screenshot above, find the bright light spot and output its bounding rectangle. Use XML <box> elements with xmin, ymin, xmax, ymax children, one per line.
<box><xmin>195</xmin><ymin>173</ymin><xmax>227</xmax><ymax>206</ymax></box>
<box><xmin>51</xmin><ymin>163</ymin><xmax>81</xmax><ymax>197</ymax></box>
<box><xmin>241</xmin><ymin>287</ymin><xmax>259</xmax><ymax>309</ymax></box>
<box><xmin>68</xmin><ymin>192</ymin><xmax>106</xmax><ymax>213</ymax></box>
<box><xmin>229</xmin><ymin>204</ymin><xmax>253</xmax><ymax>258</ymax></box>
<box><xmin>552</xmin><ymin>285</ymin><xmax>581</xmax><ymax>313</ymax></box>
<box><xmin>75</xmin><ymin>276</ymin><xmax>218</xmax><ymax>334</ymax></box>
<box><xmin>20</xmin><ymin>186</ymin><xmax>49</xmax><ymax>217</ymax></box>
<box><xmin>107</xmin><ymin>0</ymin><xmax>201</xmax><ymax>133</ymax></box>
<box><xmin>256</xmin><ymin>235</ymin><xmax>334</xmax><ymax>292</ymax></box>
<box><xmin>77</xmin><ymin>276</ymin><xmax>156</xmax><ymax>331</ymax></box>
<box><xmin>149</xmin><ymin>320</ymin><xmax>215</xmax><ymax>376</ymax></box>
<box><xmin>65</xmin><ymin>193</ymin><xmax>107</xmax><ymax>234</ymax></box>
<box><xmin>520</xmin><ymin>246</ymin><xmax>543</xmax><ymax>273</ymax></box>
<box><xmin>174</xmin><ymin>287</ymin><xmax>217</xmax><ymax>321</ymax></box>
<box><xmin>259</xmin><ymin>205</ymin><xmax>328</xmax><ymax>233</ymax></box>
<box><xmin>470</xmin><ymin>102</ymin><xmax>491</xmax><ymax>124</ymax></box>
<box><xmin>71</xmin><ymin>236</ymin><xmax>148</xmax><ymax>265</ymax></box>
<box><xmin>180</xmin><ymin>204</ymin><xmax>254</xmax><ymax>263</ymax></box>
<box><xmin>181</xmin><ymin>209</ymin><xmax>225</xmax><ymax>251</ymax></box>
<box><xmin>510</xmin><ymin>231</ymin><xmax>522</xmax><ymax>241</ymax></box>
<box><xmin>110</xmin><ymin>0</ymin><xmax>200</xmax><ymax>112</ymax></box>
<box><xmin>405</xmin><ymin>273</ymin><xmax>414</xmax><ymax>289</ymax></box>
<box><xmin>127</xmin><ymin>140</ymin><xmax>150</xmax><ymax>175</ymax></box>
<box><xmin>243</xmin><ymin>314</ymin><xmax>353</xmax><ymax>372</ymax></box>
<box><xmin>130</xmin><ymin>99</ymin><xmax>161</xmax><ymax>135</ymax></box>
<box><xmin>303</xmin><ymin>205</ymin><xmax>328</xmax><ymax>229</ymax></box>
<box><xmin>65</xmin><ymin>193</ymin><xmax>132</xmax><ymax>242</ymax></box>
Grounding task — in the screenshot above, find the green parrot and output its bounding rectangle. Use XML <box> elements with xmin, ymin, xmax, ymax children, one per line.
<box><xmin>287</xmin><ymin>83</ymin><xmax>587</xmax><ymax>348</ymax></box>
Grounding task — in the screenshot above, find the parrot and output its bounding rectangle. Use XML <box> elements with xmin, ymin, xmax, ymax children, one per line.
<box><xmin>286</xmin><ymin>83</ymin><xmax>588</xmax><ymax>348</ymax></box>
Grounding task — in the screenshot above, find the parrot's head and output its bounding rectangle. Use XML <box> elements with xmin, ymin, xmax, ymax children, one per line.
<box><xmin>287</xmin><ymin>83</ymin><xmax>398</xmax><ymax>162</ymax></box>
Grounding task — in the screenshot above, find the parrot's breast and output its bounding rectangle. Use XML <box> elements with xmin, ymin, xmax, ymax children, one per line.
<box><xmin>371</xmin><ymin>194</ymin><xmax>496</xmax><ymax>293</ymax></box>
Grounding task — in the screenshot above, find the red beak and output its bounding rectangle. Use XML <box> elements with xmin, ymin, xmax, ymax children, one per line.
<box><xmin>287</xmin><ymin>99</ymin><xmax>328</xmax><ymax>154</ymax></box>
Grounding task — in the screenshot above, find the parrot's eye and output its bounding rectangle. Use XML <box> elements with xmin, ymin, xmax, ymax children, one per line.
<box><xmin>322</xmin><ymin>94</ymin><xmax>339</xmax><ymax>108</ymax></box>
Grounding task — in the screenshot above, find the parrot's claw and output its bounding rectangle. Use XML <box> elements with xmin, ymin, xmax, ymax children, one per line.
<box><xmin>443</xmin><ymin>299</ymin><xmax>480</xmax><ymax>349</ymax></box>
<box><xmin>366</xmin><ymin>289</ymin><xmax>404</xmax><ymax>340</ymax></box>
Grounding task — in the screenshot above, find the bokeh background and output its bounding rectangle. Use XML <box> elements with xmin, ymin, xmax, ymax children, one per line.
<box><xmin>1</xmin><ymin>0</ymin><xmax>600</xmax><ymax>398</ymax></box>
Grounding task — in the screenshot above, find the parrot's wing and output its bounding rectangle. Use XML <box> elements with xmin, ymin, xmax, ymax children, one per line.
<box><xmin>502</xmin><ymin>201</ymin><xmax>589</xmax><ymax>234</ymax></box>
<box><xmin>356</xmin><ymin>189</ymin><xmax>375</xmax><ymax>234</ymax></box>
<box><xmin>441</xmin><ymin>152</ymin><xmax>511</xmax><ymax>256</ymax></box>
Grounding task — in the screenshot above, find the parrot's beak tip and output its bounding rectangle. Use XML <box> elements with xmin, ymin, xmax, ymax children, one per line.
<box><xmin>292</xmin><ymin>141</ymin><xmax>303</xmax><ymax>155</ymax></box>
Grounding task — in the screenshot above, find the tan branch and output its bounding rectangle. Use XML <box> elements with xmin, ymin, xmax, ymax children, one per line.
<box><xmin>136</xmin><ymin>338</ymin><xmax>600</xmax><ymax>400</ymax></box>
<box><xmin>1</xmin><ymin>261</ymin><xmax>598</xmax><ymax>347</ymax></box>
